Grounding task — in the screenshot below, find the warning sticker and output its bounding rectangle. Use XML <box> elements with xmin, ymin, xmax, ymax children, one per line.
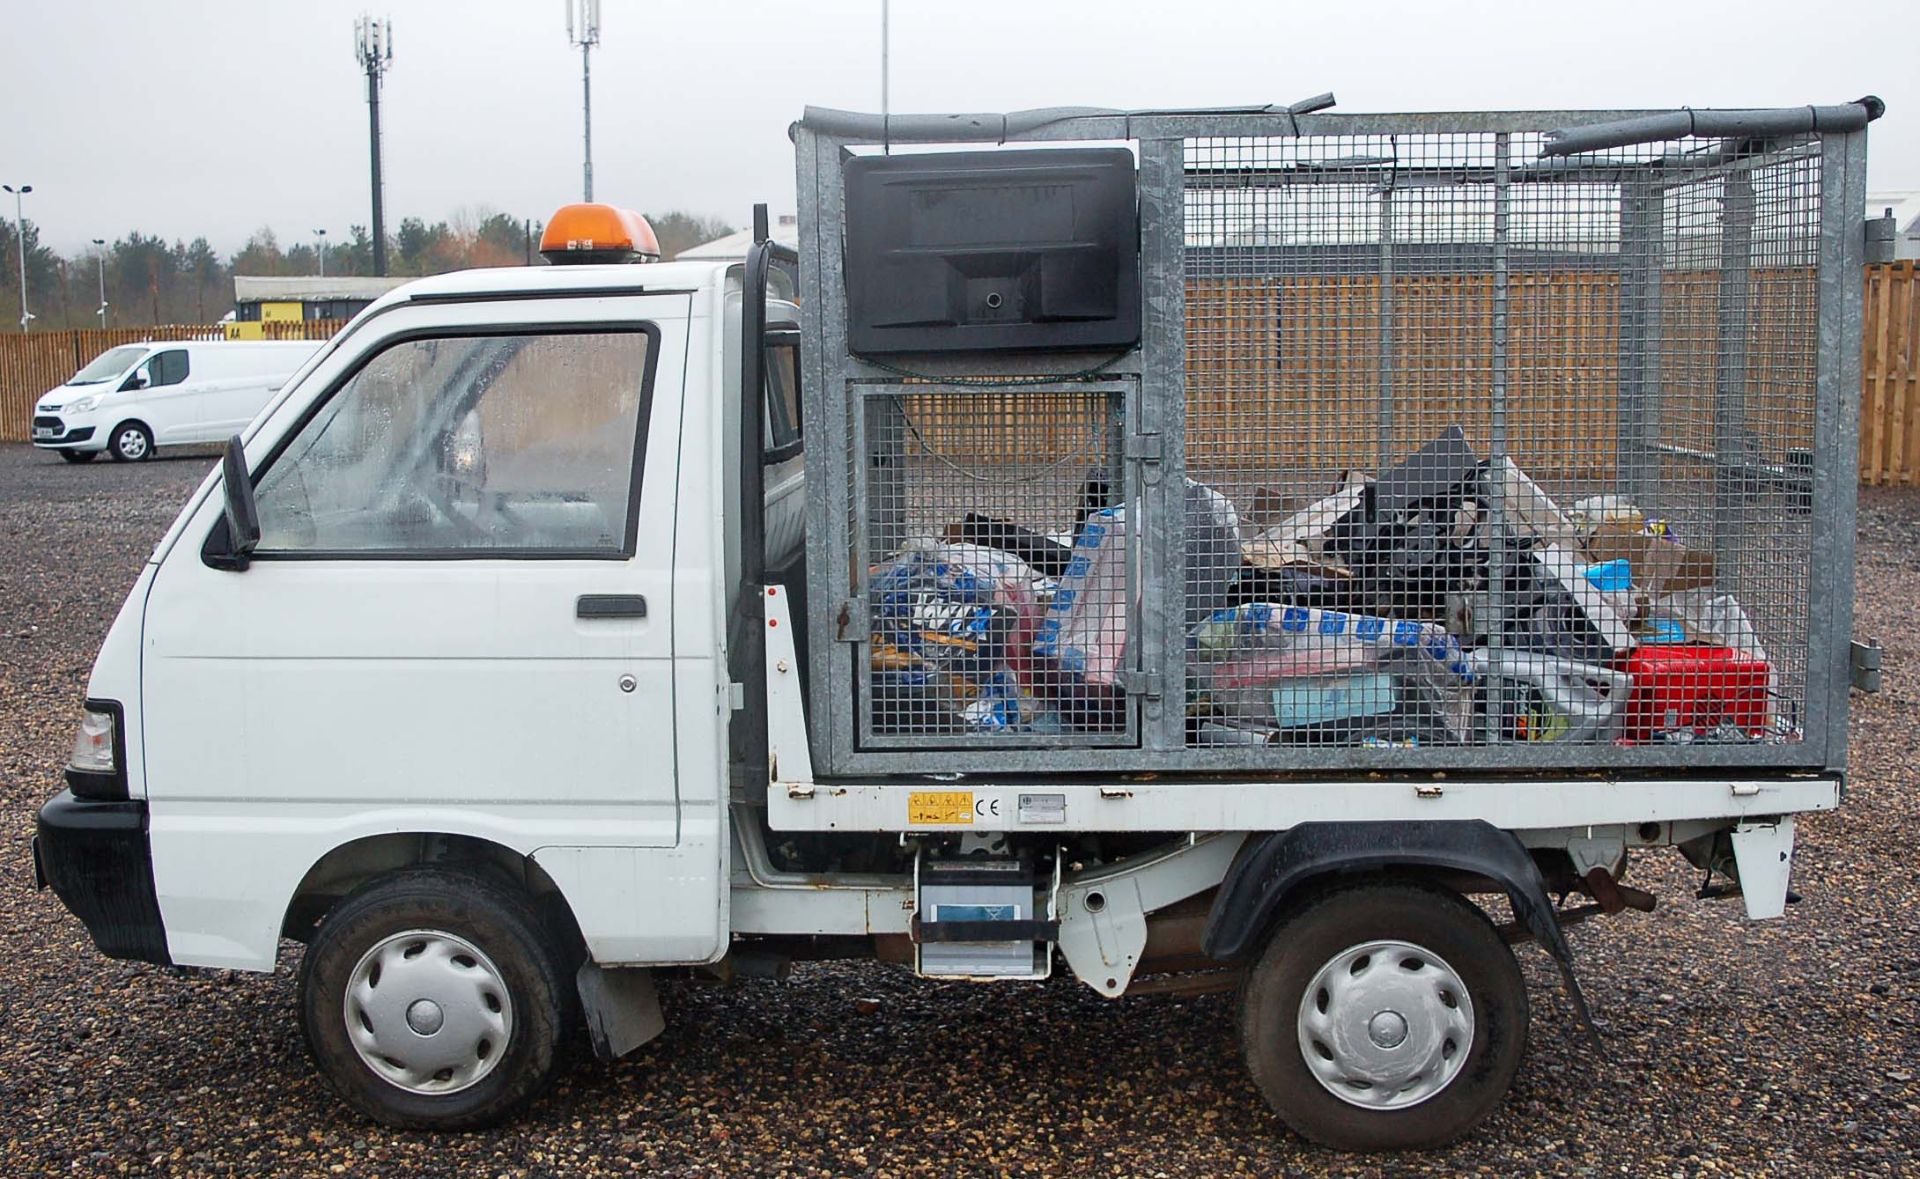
<box><xmin>907</xmin><ymin>790</ymin><xmax>975</xmax><ymax>826</ymax></box>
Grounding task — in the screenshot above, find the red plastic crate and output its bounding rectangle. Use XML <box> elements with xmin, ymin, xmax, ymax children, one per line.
<box><xmin>1619</xmin><ymin>644</ymin><xmax>1772</xmax><ymax>742</ymax></box>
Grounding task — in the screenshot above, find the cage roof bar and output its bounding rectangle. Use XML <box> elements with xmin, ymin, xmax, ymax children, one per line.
<box><xmin>797</xmin><ymin>100</ymin><xmax>1883</xmax><ymax>150</ymax></box>
<box><xmin>1540</xmin><ymin>97</ymin><xmax>1883</xmax><ymax>157</ymax></box>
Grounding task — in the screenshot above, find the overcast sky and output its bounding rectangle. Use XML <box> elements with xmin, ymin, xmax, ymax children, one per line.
<box><xmin>2</xmin><ymin>0</ymin><xmax>1913</xmax><ymax>255</ymax></box>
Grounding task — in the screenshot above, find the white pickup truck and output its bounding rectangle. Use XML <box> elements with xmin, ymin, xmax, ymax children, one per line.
<box><xmin>33</xmin><ymin>96</ymin><xmax>1880</xmax><ymax>1151</ymax></box>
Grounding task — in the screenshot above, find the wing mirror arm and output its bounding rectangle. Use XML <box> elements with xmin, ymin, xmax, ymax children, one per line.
<box><xmin>205</xmin><ymin>434</ymin><xmax>261</xmax><ymax>572</ymax></box>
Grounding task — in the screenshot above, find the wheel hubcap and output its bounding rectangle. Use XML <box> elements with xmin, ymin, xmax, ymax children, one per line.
<box><xmin>118</xmin><ymin>431</ymin><xmax>146</xmax><ymax>458</ymax></box>
<box><xmin>405</xmin><ymin>998</ymin><xmax>446</xmax><ymax>1035</ymax></box>
<box><xmin>1367</xmin><ymin>1010</ymin><xmax>1409</xmax><ymax>1049</ymax></box>
<box><xmin>1296</xmin><ymin>939</ymin><xmax>1475</xmax><ymax>1110</ymax></box>
<box><xmin>343</xmin><ymin>930</ymin><xmax>513</xmax><ymax>1096</ymax></box>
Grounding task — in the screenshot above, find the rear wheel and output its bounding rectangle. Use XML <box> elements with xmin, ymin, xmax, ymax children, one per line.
<box><xmin>107</xmin><ymin>421</ymin><xmax>153</xmax><ymax>462</ymax></box>
<box><xmin>1239</xmin><ymin>881</ymin><xmax>1529</xmax><ymax>1151</ymax></box>
<box><xmin>299</xmin><ymin>868</ymin><xmax>570</xmax><ymax>1130</ymax></box>
<box><xmin>58</xmin><ymin>449</ymin><xmax>98</xmax><ymax>463</ymax></box>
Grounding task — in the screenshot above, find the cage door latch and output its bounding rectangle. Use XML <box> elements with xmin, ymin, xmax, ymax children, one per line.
<box><xmin>1866</xmin><ymin>212</ymin><xmax>1898</xmax><ymax>264</ymax></box>
<box><xmin>834</xmin><ymin>598</ymin><xmax>869</xmax><ymax>643</ymax></box>
<box><xmin>1120</xmin><ymin>669</ymin><xmax>1165</xmax><ymax>699</ymax></box>
<box><xmin>1124</xmin><ymin>430</ymin><xmax>1164</xmax><ymax>484</ymax></box>
<box><xmin>1851</xmin><ymin>639</ymin><xmax>1883</xmax><ymax>693</ymax></box>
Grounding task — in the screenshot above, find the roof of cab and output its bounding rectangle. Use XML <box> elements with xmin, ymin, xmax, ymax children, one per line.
<box><xmin>362</xmin><ymin>259</ymin><xmax>734</xmax><ymax>314</ymax></box>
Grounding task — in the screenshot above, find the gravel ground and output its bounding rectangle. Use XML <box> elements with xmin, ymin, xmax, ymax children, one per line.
<box><xmin>2</xmin><ymin>440</ymin><xmax>1916</xmax><ymax>1177</ymax></box>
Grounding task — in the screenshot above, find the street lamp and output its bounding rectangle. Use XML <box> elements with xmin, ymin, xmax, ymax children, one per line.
<box><xmin>313</xmin><ymin>228</ymin><xmax>328</xmax><ymax>278</ymax></box>
<box><xmin>92</xmin><ymin>238</ymin><xmax>108</xmax><ymax>329</ymax></box>
<box><xmin>3</xmin><ymin>183</ymin><xmax>33</xmax><ymax>332</ymax></box>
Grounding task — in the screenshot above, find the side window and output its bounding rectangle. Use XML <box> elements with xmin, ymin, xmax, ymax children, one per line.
<box><xmin>252</xmin><ymin>329</ymin><xmax>656</xmax><ymax>557</ymax></box>
<box><xmin>148</xmin><ymin>350</ymin><xmax>190</xmax><ymax>388</ymax></box>
<box><xmin>764</xmin><ymin>338</ymin><xmax>802</xmax><ymax>455</ymax></box>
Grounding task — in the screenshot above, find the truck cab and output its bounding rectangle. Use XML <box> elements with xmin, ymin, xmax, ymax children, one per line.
<box><xmin>37</xmin><ymin>209</ymin><xmax>812</xmax><ymax>1122</ymax></box>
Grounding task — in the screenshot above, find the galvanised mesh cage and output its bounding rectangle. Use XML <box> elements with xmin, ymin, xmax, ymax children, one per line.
<box><xmin>795</xmin><ymin>103</ymin><xmax>1870</xmax><ymax>778</ymax></box>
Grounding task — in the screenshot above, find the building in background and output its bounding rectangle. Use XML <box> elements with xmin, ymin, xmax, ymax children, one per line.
<box><xmin>675</xmin><ymin>214</ymin><xmax>798</xmax><ymax>261</ymax></box>
<box><xmin>225</xmin><ymin>276</ymin><xmax>409</xmax><ymax>338</ymax></box>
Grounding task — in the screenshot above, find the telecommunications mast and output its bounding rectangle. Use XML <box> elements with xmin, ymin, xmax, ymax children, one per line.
<box><xmin>355</xmin><ymin>15</ymin><xmax>394</xmax><ymax>276</ymax></box>
<box><xmin>566</xmin><ymin>0</ymin><xmax>602</xmax><ymax>202</ymax></box>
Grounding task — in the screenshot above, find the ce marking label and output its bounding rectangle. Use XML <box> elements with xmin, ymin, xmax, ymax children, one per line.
<box><xmin>974</xmin><ymin>797</ymin><xmax>1002</xmax><ymax>820</ymax></box>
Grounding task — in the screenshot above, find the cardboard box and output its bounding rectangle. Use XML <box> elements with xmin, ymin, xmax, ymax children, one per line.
<box><xmin>1585</xmin><ymin>522</ymin><xmax>1716</xmax><ymax>595</ymax></box>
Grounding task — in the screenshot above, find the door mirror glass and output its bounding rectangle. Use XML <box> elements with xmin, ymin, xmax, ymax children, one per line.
<box><xmin>762</xmin><ymin>332</ymin><xmax>802</xmax><ymax>462</ymax></box>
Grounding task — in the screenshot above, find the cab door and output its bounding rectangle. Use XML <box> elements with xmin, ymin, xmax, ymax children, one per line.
<box><xmin>139</xmin><ymin>295</ymin><xmax>692</xmax><ymax>964</ymax></box>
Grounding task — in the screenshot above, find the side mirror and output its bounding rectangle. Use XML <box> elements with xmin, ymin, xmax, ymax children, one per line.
<box><xmin>120</xmin><ymin>371</ymin><xmax>149</xmax><ymax>392</ymax></box>
<box><xmin>206</xmin><ymin>435</ymin><xmax>261</xmax><ymax>572</ymax></box>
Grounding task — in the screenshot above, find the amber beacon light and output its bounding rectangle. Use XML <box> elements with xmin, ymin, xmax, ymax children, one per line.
<box><xmin>539</xmin><ymin>204</ymin><xmax>662</xmax><ymax>264</ymax></box>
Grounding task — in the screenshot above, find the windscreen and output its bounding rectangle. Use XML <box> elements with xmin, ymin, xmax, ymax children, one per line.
<box><xmin>69</xmin><ymin>345</ymin><xmax>148</xmax><ymax>384</ymax></box>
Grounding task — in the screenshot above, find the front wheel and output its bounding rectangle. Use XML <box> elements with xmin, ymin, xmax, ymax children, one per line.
<box><xmin>59</xmin><ymin>449</ymin><xmax>98</xmax><ymax>463</ymax></box>
<box><xmin>298</xmin><ymin>868</ymin><xmax>570</xmax><ymax>1130</ymax></box>
<box><xmin>1239</xmin><ymin>881</ymin><xmax>1529</xmax><ymax>1151</ymax></box>
<box><xmin>107</xmin><ymin>421</ymin><xmax>154</xmax><ymax>462</ymax></box>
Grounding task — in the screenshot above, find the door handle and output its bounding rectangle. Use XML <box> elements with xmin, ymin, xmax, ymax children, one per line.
<box><xmin>577</xmin><ymin>594</ymin><xmax>647</xmax><ymax>619</ymax></box>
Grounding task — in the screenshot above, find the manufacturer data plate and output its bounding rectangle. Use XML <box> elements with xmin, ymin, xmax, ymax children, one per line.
<box><xmin>1017</xmin><ymin>793</ymin><xmax>1067</xmax><ymax>824</ymax></box>
<box><xmin>907</xmin><ymin>790</ymin><xmax>974</xmax><ymax>826</ymax></box>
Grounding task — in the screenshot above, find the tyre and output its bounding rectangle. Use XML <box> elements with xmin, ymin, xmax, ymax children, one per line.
<box><xmin>298</xmin><ymin>868</ymin><xmax>571</xmax><ymax>1130</ymax></box>
<box><xmin>59</xmin><ymin>449</ymin><xmax>98</xmax><ymax>463</ymax></box>
<box><xmin>1239</xmin><ymin>881</ymin><xmax>1529</xmax><ymax>1152</ymax></box>
<box><xmin>107</xmin><ymin>421</ymin><xmax>154</xmax><ymax>462</ymax></box>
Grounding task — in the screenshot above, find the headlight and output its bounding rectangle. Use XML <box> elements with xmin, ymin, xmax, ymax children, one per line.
<box><xmin>69</xmin><ymin>706</ymin><xmax>117</xmax><ymax>774</ymax></box>
<box><xmin>65</xmin><ymin>395</ymin><xmax>100</xmax><ymax>413</ymax></box>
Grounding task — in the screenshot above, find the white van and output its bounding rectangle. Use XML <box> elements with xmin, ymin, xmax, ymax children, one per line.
<box><xmin>32</xmin><ymin>340</ymin><xmax>322</xmax><ymax>463</ymax></box>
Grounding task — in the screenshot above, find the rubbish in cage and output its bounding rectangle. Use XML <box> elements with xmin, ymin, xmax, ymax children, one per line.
<box><xmin>1470</xmin><ymin>651</ymin><xmax>1632</xmax><ymax>744</ymax></box>
<box><xmin>1509</xmin><ymin>543</ymin><xmax>1639</xmax><ymax>664</ymax></box>
<box><xmin>1493</xmin><ymin>458</ymin><xmax>1583</xmax><ymax>550</ymax></box>
<box><xmin>867</xmin><ymin>541</ymin><xmax>1049</xmax><ymax>735</ymax></box>
<box><xmin>1241</xmin><ymin>472</ymin><xmax>1368</xmax><ymax>572</ymax></box>
<box><xmin>1184</xmin><ymin>480</ymin><xmax>1245</xmax><ymax>626</ymax></box>
<box><xmin>1374</xmin><ymin>425</ymin><xmax>1480</xmax><ymax>513</ymax></box>
<box><xmin>1566</xmin><ymin>495</ymin><xmax>1648</xmax><ymax>534</ymax></box>
<box><xmin>1191</xmin><ymin>603</ymin><xmax>1474</xmax><ymax>743</ymax></box>
<box><xmin>1026</xmin><ymin>505</ymin><xmax>1132</xmax><ymax>733</ymax></box>
<box><xmin>1647</xmin><ymin>590</ymin><xmax>1770</xmax><ymax>661</ymax></box>
<box><xmin>1306</xmin><ymin>426</ymin><xmax>1492</xmax><ymax>622</ymax></box>
<box><xmin>945</xmin><ymin>514</ymin><xmax>1074</xmax><ymax>580</ymax></box>
<box><xmin>1031</xmin><ymin>476</ymin><xmax>1242</xmax><ymax>699</ymax></box>
<box><xmin>1584</xmin><ymin>520</ymin><xmax>1716</xmax><ymax>596</ymax></box>
<box><xmin>1619</xmin><ymin>644</ymin><xmax>1774</xmax><ymax>744</ymax></box>
<box><xmin>1227</xmin><ymin>562</ymin><xmax>1363</xmax><ymax>614</ymax></box>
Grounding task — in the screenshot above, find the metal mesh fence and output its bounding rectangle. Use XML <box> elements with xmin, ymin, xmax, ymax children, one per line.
<box><xmin>815</xmin><ymin>116</ymin><xmax>1842</xmax><ymax>771</ymax></box>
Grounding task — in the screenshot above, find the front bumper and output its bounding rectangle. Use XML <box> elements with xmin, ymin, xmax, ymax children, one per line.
<box><xmin>30</xmin><ymin>415</ymin><xmax>98</xmax><ymax>448</ymax></box>
<box><xmin>32</xmin><ymin>791</ymin><xmax>172</xmax><ymax>965</ymax></box>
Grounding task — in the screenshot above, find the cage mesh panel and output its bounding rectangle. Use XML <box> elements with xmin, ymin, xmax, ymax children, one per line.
<box><xmin>1182</xmin><ymin>131</ymin><xmax>1815</xmax><ymax>751</ymax></box>
<box><xmin>855</xmin><ymin>386</ymin><xmax>1135</xmax><ymax>747</ymax></box>
<box><xmin>832</xmin><ymin>120</ymin><xmax>1826</xmax><ymax>763</ymax></box>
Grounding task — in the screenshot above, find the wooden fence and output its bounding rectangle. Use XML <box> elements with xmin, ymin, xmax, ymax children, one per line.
<box><xmin>0</xmin><ymin>320</ymin><xmax>342</xmax><ymax>442</ymax></box>
<box><xmin>4</xmin><ymin>269</ymin><xmax>1919</xmax><ymax>486</ymax></box>
<box><xmin>1862</xmin><ymin>261</ymin><xmax>1920</xmax><ymax>485</ymax></box>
